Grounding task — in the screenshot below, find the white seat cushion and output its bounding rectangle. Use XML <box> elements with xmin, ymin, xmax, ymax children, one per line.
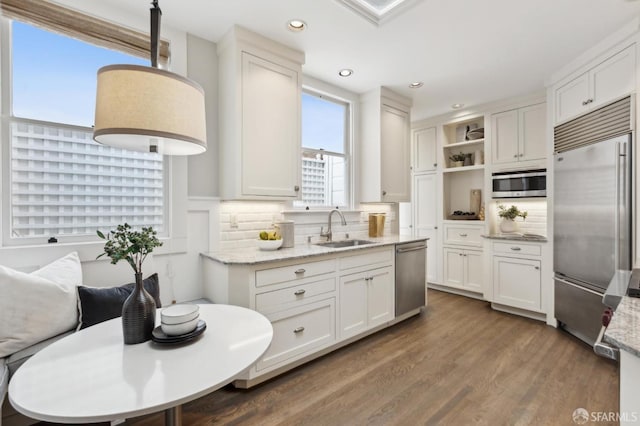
<box><xmin>0</xmin><ymin>252</ymin><xmax>82</xmax><ymax>358</ymax></box>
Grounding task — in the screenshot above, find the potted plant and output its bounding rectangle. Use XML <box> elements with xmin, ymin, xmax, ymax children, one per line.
<box><xmin>449</xmin><ymin>152</ymin><xmax>466</xmax><ymax>167</ymax></box>
<box><xmin>97</xmin><ymin>223</ymin><xmax>163</xmax><ymax>344</ymax></box>
<box><xmin>497</xmin><ymin>204</ymin><xmax>528</xmax><ymax>233</ymax></box>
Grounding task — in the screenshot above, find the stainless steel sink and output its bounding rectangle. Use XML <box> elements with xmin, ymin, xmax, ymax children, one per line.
<box><xmin>315</xmin><ymin>239</ymin><xmax>374</xmax><ymax>248</ymax></box>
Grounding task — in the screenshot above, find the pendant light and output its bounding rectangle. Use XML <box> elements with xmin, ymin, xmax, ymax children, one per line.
<box><xmin>93</xmin><ymin>0</ymin><xmax>206</xmax><ymax>155</ymax></box>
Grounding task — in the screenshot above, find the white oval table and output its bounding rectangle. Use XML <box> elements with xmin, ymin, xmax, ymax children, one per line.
<box><xmin>9</xmin><ymin>304</ymin><xmax>273</xmax><ymax>425</ymax></box>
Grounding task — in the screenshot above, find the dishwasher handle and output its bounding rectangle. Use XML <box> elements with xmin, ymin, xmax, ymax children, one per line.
<box><xmin>396</xmin><ymin>245</ymin><xmax>427</xmax><ymax>254</ymax></box>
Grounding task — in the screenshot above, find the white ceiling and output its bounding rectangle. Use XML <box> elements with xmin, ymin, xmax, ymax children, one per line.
<box><xmin>60</xmin><ymin>0</ymin><xmax>640</xmax><ymax>120</ymax></box>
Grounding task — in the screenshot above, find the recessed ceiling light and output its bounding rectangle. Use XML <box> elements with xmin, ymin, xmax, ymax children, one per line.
<box><xmin>409</xmin><ymin>82</ymin><xmax>423</xmax><ymax>89</ymax></box>
<box><xmin>451</xmin><ymin>103</ymin><xmax>464</xmax><ymax>109</ymax></box>
<box><xmin>338</xmin><ymin>69</ymin><xmax>354</xmax><ymax>77</ymax></box>
<box><xmin>287</xmin><ymin>20</ymin><xmax>307</xmax><ymax>31</ymax></box>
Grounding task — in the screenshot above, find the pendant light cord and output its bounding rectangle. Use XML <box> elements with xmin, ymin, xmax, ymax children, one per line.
<box><xmin>150</xmin><ymin>0</ymin><xmax>161</xmax><ymax>68</ymax></box>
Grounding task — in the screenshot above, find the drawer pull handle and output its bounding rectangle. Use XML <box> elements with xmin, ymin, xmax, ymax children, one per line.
<box><xmin>294</xmin><ymin>289</ymin><xmax>306</xmax><ymax>296</ymax></box>
<box><xmin>294</xmin><ymin>326</ymin><xmax>305</xmax><ymax>334</ymax></box>
<box><xmin>459</xmin><ymin>233</ymin><xmax>468</xmax><ymax>237</ymax></box>
<box><xmin>510</xmin><ymin>247</ymin><xmax>522</xmax><ymax>251</ymax></box>
<box><xmin>294</xmin><ymin>269</ymin><xmax>306</xmax><ymax>275</ymax></box>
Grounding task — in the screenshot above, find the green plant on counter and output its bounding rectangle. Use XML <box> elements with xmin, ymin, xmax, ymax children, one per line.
<box><xmin>448</xmin><ymin>152</ymin><xmax>467</xmax><ymax>162</ymax></box>
<box><xmin>498</xmin><ymin>204</ymin><xmax>528</xmax><ymax>221</ymax></box>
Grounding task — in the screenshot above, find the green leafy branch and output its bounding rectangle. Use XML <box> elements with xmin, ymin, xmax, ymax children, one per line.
<box><xmin>96</xmin><ymin>223</ymin><xmax>163</xmax><ymax>274</ymax></box>
<box><xmin>497</xmin><ymin>204</ymin><xmax>528</xmax><ymax>221</ymax></box>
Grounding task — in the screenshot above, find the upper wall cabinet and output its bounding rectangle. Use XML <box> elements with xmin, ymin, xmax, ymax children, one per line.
<box><xmin>218</xmin><ymin>26</ymin><xmax>305</xmax><ymax>200</ymax></box>
<box><xmin>360</xmin><ymin>88</ymin><xmax>412</xmax><ymax>203</ymax></box>
<box><xmin>412</xmin><ymin>126</ymin><xmax>437</xmax><ymax>172</ymax></box>
<box><xmin>491</xmin><ymin>103</ymin><xmax>546</xmax><ymax>168</ymax></box>
<box><xmin>554</xmin><ymin>44</ymin><xmax>636</xmax><ymax>125</ymax></box>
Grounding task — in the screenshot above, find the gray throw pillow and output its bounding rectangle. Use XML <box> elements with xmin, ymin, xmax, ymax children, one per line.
<box><xmin>76</xmin><ymin>273</ymin><xmax>161</xmax><ymax>330</ymax></box>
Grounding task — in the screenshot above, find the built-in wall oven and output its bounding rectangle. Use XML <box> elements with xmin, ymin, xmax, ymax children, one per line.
<box><xmin>492</xmin><ymin>169</ymin><xmax>547</xmax><ymax>198</ymax></box>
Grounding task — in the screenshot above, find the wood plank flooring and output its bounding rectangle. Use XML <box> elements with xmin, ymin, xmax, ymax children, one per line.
<box><xmin>123</xmin><ymin>289</ymin><xmax>619</xmax><ymax>425</ymax></box>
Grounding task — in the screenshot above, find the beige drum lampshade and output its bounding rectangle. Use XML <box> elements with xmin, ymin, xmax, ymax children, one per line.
<box><xmin>93</xmin><ymin>64</ymin><xmax>207</xmax><ymax>155</ymax></box>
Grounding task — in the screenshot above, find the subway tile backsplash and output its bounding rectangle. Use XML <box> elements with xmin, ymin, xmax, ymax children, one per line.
<box><xmin>218</xmin><ymin>201</ymin><xmax>397</xmax><ymax>250</ymax></box>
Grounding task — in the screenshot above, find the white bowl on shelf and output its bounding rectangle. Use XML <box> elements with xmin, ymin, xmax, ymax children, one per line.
<box><xmin>161</xmin><ymin>303</ymin><xmax>200</xmax><ymax>325</ymax></box>
<box><xmin>257</xmin><ymin>239</ymin><xmax>283</xmax><ymax>251</ymax></box>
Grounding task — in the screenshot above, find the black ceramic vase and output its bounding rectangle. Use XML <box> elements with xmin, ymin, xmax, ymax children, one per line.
<box><xmin>122</xmin><ymin>272</ymin><xmax>156</xmax><ymax>344</ymax></box>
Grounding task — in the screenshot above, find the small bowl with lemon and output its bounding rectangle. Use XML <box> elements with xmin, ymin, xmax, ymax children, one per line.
<box><xmin>257</xmin><ymin>230</ymin><xmax>283</xmax><ymax>251</ymax></box>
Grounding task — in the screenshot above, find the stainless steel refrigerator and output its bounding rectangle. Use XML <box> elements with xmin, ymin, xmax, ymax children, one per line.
<box><xmin>554</xmin><ymin>128</ymin><xmax>632</xmax><ymax>345</ymax></box>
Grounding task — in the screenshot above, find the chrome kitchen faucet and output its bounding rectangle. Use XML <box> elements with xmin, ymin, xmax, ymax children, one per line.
<box><xmin>320</xmin><ymin>209</ymin><xmax>346</xmax><ymax>242</ymax></box>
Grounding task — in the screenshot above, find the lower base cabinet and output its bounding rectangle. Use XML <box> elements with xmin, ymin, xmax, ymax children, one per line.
<box><xmin>340</xmin><ymin>266</ymin><xmax>394</xmax><ymax>340</ymax></box>
<box><xmin>257</xmin><ymin>298</ymin><xmax>336</xmax><ymax>371</ymax></box>
<box><xmin>493</xmin><ymin>256</ymin><xmax>541</xmax><ymax>311</ymax></box>
<box><xmin>443</xmin><ymin>247</ymin><xmax>483</xmax><ymax>293</ymax></box>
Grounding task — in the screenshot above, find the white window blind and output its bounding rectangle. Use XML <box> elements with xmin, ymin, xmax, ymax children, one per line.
<box><xmin>10</xmin><ymin>120</ymin><xmax>164</xmax><ymax>238</ymax></box>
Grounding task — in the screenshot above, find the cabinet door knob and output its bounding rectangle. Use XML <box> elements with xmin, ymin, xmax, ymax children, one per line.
<box><xmin>294</xmin><ymin>268</ymin><xmax>306</xmax><ymax>275</ymax></box>
<box><xmin>519</xmin><ymin>154</ymin><xmax>524</xmax><ymax>157</ymax></box>
<box><xmin>510</xmin><ymin>247</ymin><xmax>522</xmax><ymax>251</ymax></box>
<box><xmin>513</xmin><ymin>154</ymin><xmax>518</xmax><ymax>158</ymax></box>
<box><xmin>382</xmin><ymin>190</ymin><xmax>387</xmax><ymax>196</ymax></box>
<box><xmin>294</xmin><ymin>185</ymin><xmax>300</xmax><ymax>191</ymax></box>
<box><xmin>433</xmin><ymin>163</ymin><xmax>437</xmax><ymax>167</ymax></box>
<box><xmin>582</xmin><ymin>100</ymin><xmax>589</xmax><ymax>106</ymax></box>
<box><xmin>294</xmin><ymin>289</ymin><xmax>306</xmax><ymax>296</ymax></box>
<box><xmin>534</xmin><ymin>266</ymin><xmax>540</xmax><ymax>270</ymax></box>
<box><xmin>293</xmin><ymin>326</ymin><xmax>305</xmax><ymax>333</ymax></box>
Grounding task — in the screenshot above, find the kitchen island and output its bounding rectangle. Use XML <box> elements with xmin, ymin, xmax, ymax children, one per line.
<box><xmin>201</xmin><ymin>235</ymin><xmax>427</xmax><ymax>387</ymax></box>
<box><xmin>604</xmin><ymin>296</ymin><xmax>640</xmax><ymax>424</ymax></box>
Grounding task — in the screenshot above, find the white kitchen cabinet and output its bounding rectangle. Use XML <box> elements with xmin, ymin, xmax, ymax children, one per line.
<box><xmin>339</xmin><ymin>265</ymin><xmax>394</xmax><ymax>340</ymax></box>
<box><xmin>360</xmin><ymin>87</ymin><xmax>412</xmax><ymax>202</ymax></box>
<box><xmin>443</xmin><ymin>247</ymin><xmax>483</xmax><ymax>293</ymax></box>
<box><xmin>413</xmin><ymin>173</ymin><xmax>438</xmax><ymax>283</ymax></box>
<box><xmin>202</xmin><ymin>244</ymin><xmax>403</xmax><ymax>387</ymax></box>
<box><xmin>413</xmin><ymin>126</ymin><xmax>437</xmax><ymax>172</ymax></box>
<box><xmin>555</xmin><ymin>44</ymin><xmax>636</xmax><ymax>124</ymax></box>
<box><xmin>493</xmin><ymin>256</ymin><xmax>541</xmax><ymax>312</ymax></box>
<box><xmin>491</xmin><ymin>103</ymin><xmax>546</xmax><ymax>166</ymax></box>
<box><xmin>218</xmin><ymin>25</ymin><xmax>304</xmax><ymax>199</ymax></box>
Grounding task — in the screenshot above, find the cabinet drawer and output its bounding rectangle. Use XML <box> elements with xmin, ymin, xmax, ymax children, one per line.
<box><xmin>255</xmin><ymin>258</ymin><xmax>336</xmax><ymax>287</ymax></box>
<box><xmin>339</xmin><ymin>247</ymin><xmax>393</xmax><ymax>271</ymax></box>
<box><xmin>257</xmin><ymin>298</ymin><xmax>335</xmax><ymax>371</ymax></box>
<box><xmin>493</xmin><ymin>242</ymin><xmax>541</xmax><ymax>256</ymax></box>
<box><xmin>444</xmin><ymin>225</ymin><xmax>483</xmax><ymax>247</ymax></box>
<box><xmin>255</xmin><ymin>277</ymin><xmax>336</xmax><ymax>313</ymax></box>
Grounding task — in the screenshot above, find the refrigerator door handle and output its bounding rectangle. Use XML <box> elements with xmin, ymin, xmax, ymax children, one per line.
<box><xmin>617</xmin><ymin>140</ymin><xmax>631</xmax><ymax>271</ymax></box>
<box><xmin>615</xmin><ymin>141</ymin><xmax>621</xmax><ymax>271</ymax></box>
<box><xmin>555</xmin><ymin>276</ymin><xmax>603</xmax><ymax>296</ymax></box>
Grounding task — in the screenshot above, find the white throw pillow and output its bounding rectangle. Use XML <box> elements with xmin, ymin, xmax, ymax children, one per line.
<box><xmin>0</xmin><ymin>252</ymin><xmax>82</xmax><ymax>358</ymax></box>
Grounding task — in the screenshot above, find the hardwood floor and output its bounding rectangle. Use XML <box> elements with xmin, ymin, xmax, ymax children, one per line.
<box><xmin>126</xmin><ymin>290</ymin><xmax>619</xmax><ymax>425</ymax></box>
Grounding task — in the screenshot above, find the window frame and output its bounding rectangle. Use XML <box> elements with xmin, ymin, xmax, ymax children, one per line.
<box><xmin>0</xmin><ymin>13</ymin><xmax>184</xmax><ymax>253</ymax></box>
<box><xmin>296</xmin><ymin>85</ymin><xmax>354</xmax><ymax>210</ymax></box>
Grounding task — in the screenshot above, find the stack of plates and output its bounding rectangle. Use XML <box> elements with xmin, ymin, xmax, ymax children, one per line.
<box><xmin>152</xmin><ymin>304</ymin><xmax>206</xmax><ymax>344</ymax></box>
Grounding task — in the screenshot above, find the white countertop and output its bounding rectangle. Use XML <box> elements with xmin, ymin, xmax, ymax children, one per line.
<box><xmin>201</xmin><ymin>235</ymin><xmax>428</xmax><ymax>265</ymax></box>
<box><xmin>604</xmin><ymin>296</ymin><xmax>640</xmax><ymax>357</ymax></box>
<box><xmin>9</xmin><ymin>305</ymin><xmax>273</xmax><ymax>423</ymax></box>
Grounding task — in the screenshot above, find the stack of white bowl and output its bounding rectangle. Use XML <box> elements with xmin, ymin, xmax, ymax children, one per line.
<box><xmin>160</xmin><ymin>304</ymin><xmax>200</xmax><ymax>336</ymax></box>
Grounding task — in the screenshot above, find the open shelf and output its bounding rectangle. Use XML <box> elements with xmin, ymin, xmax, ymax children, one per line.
<box><xmin>443</xmin><ymin>165</ymin><xmax>485</xmax><ymax>173</ymax></box>
<box><xmin>443</xmin><ymin>139</ymin><xmax>485</xmax><ymax>149</ymax></box>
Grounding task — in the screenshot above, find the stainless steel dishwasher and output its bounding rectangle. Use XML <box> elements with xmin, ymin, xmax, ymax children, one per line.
<box><xmin>395</xmin><ymin>240</ymin><xmax>427</xmax><ymax>317</ymax></box>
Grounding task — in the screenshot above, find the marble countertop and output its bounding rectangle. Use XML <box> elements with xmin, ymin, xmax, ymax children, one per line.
<box><xmin>604</xmin><ymin>296</ymin><xmax>640</xmax><ymax>357</ymax></box>
<box><xmin>482</xmin><ymin>233</ymin><xmax>548</xmax><ymax>242</ymax></box>
<box><xmin>201</xmin><ymin>235</ymin><xmax>428</xmax><ymax>265</ymax></box>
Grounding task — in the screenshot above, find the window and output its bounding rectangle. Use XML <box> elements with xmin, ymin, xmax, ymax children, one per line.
<box><xmin>2</xmin><ymin>17</ymin><xmax>167</xmax><ymax>243</ymax></box>
<box><xmin>296</xmin><ymin>90</ymin><xmax>350</xmax><ymax>208</ymax></box>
